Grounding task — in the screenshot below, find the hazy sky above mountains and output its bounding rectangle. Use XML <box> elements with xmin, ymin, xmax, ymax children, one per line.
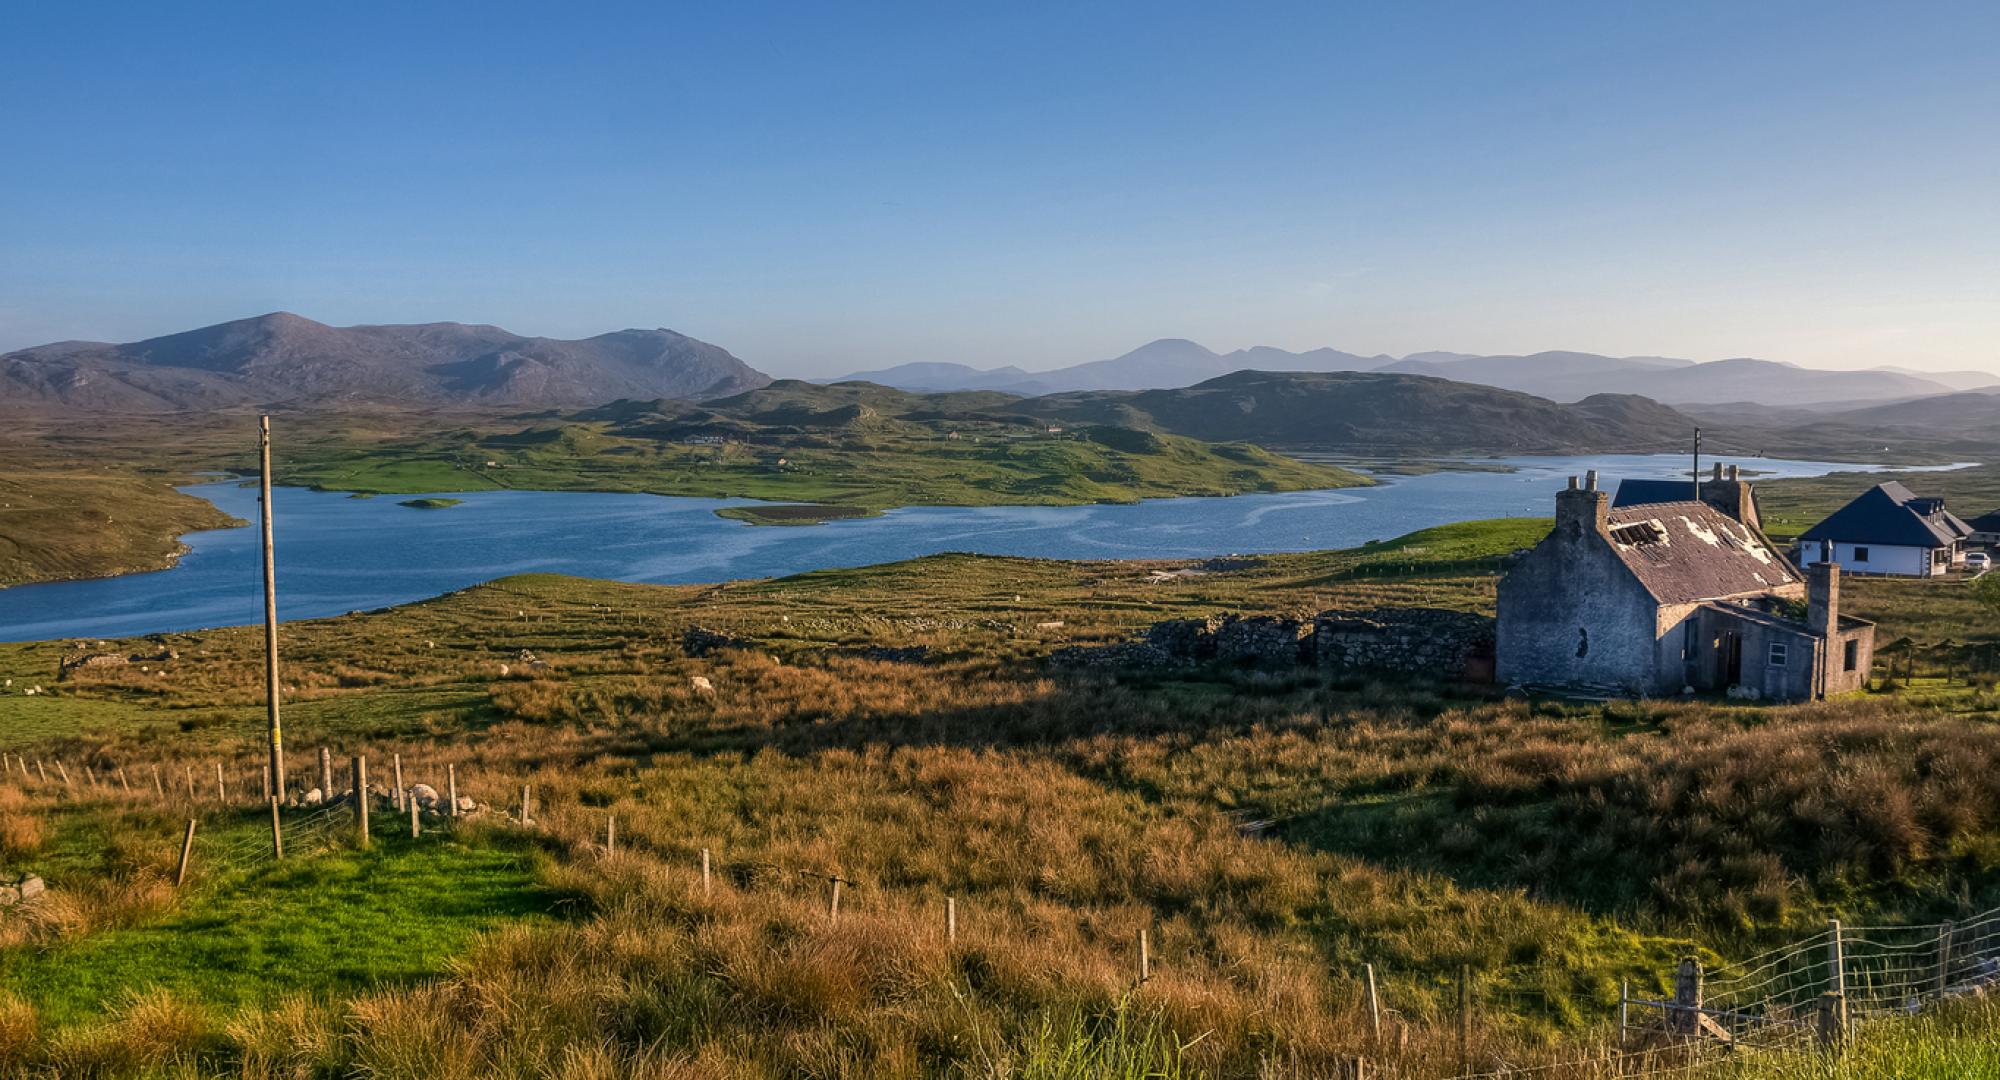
<box><xmin>2</xmin><ymin>2</ymin><xmax>1996</xmax><ymax>377</ymax></box>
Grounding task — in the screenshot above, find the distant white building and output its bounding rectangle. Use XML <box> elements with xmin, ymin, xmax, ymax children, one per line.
<box><xmin>1797</xmin><ymin>482</ymin><xmax>1971</xmax><ymax>577</ymax></box>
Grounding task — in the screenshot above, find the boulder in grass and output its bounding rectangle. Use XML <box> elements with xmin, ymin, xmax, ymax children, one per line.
<box><xmin>411</xmin><ymin>783</ymin><xmax>441</xmax><ymax>810</ymax></box>
<box><xmin>455</xmin><ymin>795</ymin><xmax>477</xmax><ymax>814</ymax></box>
<box><xmin>682</xmin><ymin>627</ymin><xmax>750</xmax><ymax>657</ymax></box>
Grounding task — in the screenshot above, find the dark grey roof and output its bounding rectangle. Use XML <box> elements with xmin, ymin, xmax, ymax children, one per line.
<box><xmin>1612</xmin><ymin>479</ymin><xmax>1702</xmax><ymax>509</ymax></box>
<box><xmin>1799</xmin><ymin>482</ymin><xmax>1971</xmax><ymax>549</ymax></box>
<box><xmin>1969</xmin><ymin>509</ymin><xmax>2000</xmax><ymax>533</ymax></box>
<box><xmin>1604</xmin><ymin>501</ymin><xmax>1800</xmax><ymax>604</ymax></box>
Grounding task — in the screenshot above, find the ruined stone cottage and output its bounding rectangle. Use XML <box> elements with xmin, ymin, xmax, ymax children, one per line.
<box><xmin>1496</xmin><ymin>469</ymin><xmax>1873</xmax><ymax>701</ymax></box>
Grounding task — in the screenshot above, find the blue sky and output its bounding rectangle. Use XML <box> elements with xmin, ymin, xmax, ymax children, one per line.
<box><xmin>2</xmin><ymin>2</ymin><xmax>1996</xmax><ymax>376</ymax></box>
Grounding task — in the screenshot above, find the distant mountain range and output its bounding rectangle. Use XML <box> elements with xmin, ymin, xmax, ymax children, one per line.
<box><xmin>832</xmin><ymin>339</ymin><xmax>1996</xmax><ymax>407</ymax></box>
<box><xmin>0</xmin><ymin>312</ymin><xmax>772</xmax><ymax>411</ymax></box>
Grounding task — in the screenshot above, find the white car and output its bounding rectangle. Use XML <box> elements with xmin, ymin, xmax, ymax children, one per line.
<box><xmin>1967</xmin><ymin>552</ymin><xmax>1992</xmax><ymax>572</ymax></box>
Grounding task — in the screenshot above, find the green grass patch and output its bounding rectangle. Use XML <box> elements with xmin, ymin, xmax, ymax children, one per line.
<box><xmin>396</xmin><ymin>497</ymin><xmax>463</xmax><ymax>510</ymax></box>
<box><xmin>1</xmin><ymin>822</ymin><xmax>556</xmax><ymax>1027</ymax></box>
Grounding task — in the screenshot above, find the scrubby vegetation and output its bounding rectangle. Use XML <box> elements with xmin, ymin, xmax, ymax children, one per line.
<box><xmin>0</xmin><ymin>518</ymin><xmax>1992</xmax><ymax>1075</ymax></box>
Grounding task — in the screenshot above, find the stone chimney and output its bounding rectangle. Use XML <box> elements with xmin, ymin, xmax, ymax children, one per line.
<box><xmin>1700</xmin><ymin>461</ymin><xmax>1762</xmax><ymax>530</ymax></box>
<box><xmin>1807</xmin><ymin>562</ymin><xmax>1839</xmax><ymax>639</ymax></box>
<box><xmin>1556</xmin><ymin>475</ymin><xmax>1609</xmax><ymax>538</ymax></box>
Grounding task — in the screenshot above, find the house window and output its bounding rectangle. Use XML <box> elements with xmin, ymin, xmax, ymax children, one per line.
<box><xmin>1844</xmin><ymin>639</ymin><xmax>1859</xmax><ymax>672</ymax></box>
<box><xmin>1682</xmin><ymin>620</ymin><xmax>1698</xmax><ymax>659</ymax></box>
<box><xmin>1853</xmin><ymin>546</ymin><xmax>1870</xmax><ymax>563</ymax></box>
<box><xmin>1768</xmin><ymin>641</ymin><xmax>1789</xmax><ymax>667</ymax></box>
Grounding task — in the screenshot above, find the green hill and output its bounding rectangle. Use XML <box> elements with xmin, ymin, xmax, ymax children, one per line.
<box><xmin>1015</xmin><ymin>370</ymin><xmax>1710</xmax><ymax>453</ymax></box>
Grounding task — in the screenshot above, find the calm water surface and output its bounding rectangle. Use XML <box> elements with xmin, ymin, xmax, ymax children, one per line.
<box><xmin>0</xmin><ymin>454</ymin><xmax>1969</xmax><ymax>642</ymax></box>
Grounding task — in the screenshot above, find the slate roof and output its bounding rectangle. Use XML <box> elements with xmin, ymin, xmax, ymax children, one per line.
<box><xmin>1603</xmin><ymin>500</ymin><xmax>1800</xmax><ymax>604</ymax></box>
<box><xmin>1798</xmin><ymin>482</ymin><xmax>1972</xmax><ymax>549</ymax></box>
<box><xmin>1967</xmin><ymin>509</ymin><xmax>2000</xmax><ymax>535</ymax></box>
<box><xmin>1612</xmin><ymin>478</ymin><xmax>1703</xmax><ymax>509</ymax></box>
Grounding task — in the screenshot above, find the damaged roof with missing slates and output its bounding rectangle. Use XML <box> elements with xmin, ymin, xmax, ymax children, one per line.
<box><xmin>1604</xmin><ymin>500</ymin><xmax>1799</xmax><ymax>604</ymax></box>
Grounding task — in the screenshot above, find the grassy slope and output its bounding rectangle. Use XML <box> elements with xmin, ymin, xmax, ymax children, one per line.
<box><xmin>272</xmin><ymin>419</ymin><xmax>1367</xmax><ymax>510</ymax></box>
<box><xmin>0</xmin><ymin>466</ymin><xmax>239</xmax><ymax>588</ymax></box>
<box><xmin>0</xmin><ymin>518</ymin><xmax>1994</xmax><ymax>1074</ymax></box>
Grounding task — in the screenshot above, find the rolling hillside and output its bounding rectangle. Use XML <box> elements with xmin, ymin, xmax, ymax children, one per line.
<box><xmin>1010</xmin><ymin>370</ymin><xmax>1707</xmax><ymax>453</ymax></box>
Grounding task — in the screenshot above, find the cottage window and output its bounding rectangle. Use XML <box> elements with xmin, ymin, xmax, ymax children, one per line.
<box><xmin>1853</xmin><ymin>546</ymin><xmax>1870</xmax><ymax>563</ymax></box>
<box><xmin>1844</xmin><ymin>639</ymin><xmax>1859</xmax><ymax>672</ymax></box>
<box><xmin>1768</xmin><ymin>642</ymin><xmax>1788</xmax><ymax>667</ymax></box>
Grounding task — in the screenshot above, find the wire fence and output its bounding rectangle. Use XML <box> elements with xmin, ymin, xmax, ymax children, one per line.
<box><xmin>3</xmin><ymin>747</ymin><xmax>1997</xmax><ymax>1079</ymax></box>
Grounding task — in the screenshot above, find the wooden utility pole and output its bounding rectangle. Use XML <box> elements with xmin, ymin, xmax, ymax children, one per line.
<box><xmin>260</xmin><ymin>416</ymin><xmax>286</xmax><ymax>796</ymax></box>
<box><xmin>269</xmin><ymin>797</ymin><xmax>284</xmax><ymax>859</ymax></box>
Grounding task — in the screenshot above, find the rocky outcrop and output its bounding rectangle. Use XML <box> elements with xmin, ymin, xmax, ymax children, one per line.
<box><xmin>0</xmin><ymin>874</ymin><xmax>46</xmax><ymax>907</ymax></box>
<box><xmin>683</xmin><ymin>627</ymin><xmax>752</xmax><ymax>657</ymax></box>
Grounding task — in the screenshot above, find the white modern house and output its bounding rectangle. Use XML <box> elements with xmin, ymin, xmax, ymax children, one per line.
<box><xmin>1798</xmin><ymin>482</ymin><xmax>1971</xmax><ymax>577</ymax></box>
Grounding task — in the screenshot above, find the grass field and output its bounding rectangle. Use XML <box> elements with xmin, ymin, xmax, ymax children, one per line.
<box><xmin>0</xmin><ymin>514</ymin><xmax>1993</xmax><ymax>1075</ymax></box>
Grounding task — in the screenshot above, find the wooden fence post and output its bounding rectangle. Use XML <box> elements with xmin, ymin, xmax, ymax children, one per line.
<box><xmin>353</xmin><ymin>755</ymin><xmax>369</xmax><ymax>848</ymax></box>
<box><xmin>1458</xmin><ymin>965</ymin><xmax>1473</xmax><ymax>1068</ymax></box>
<box><xmin>215</xmin><ymin>761</ymin><xmax>227</xmax><ymax>802</ymax></box>
<box><xmin>1816</xmin><ymin>992</ymin><xmax>1848</xmax><ymax>1048</ymax></box>
<box><xmin>701</xmin><ymin>847</ymin><xmax>711</xmax><ymax>895</ymax></box>
<box><xmin>447</xmin><ymin>763</ymin><xmax>459</xmax><ymax>817</ymax></box>
<box><xmin>393</xmin><ymin>754</ymin><xmax>405</xmax><ymax>811</ymax></box>
<box><xmin>173</xmin><ymin>819</ymin><xmax>198</xmax><ymax>886</ymax></box>
<box><xmin>946</xmin><ymin>896</ymin><xmax>957</xmax><ymax>944</ymax></box>
<box><xmin>409</xmin><ymin>789</ymin><xmax>420</xmax><ymax>838</ymax></box>
<box><xmin>1365</xmin><ymin>963</ymin><xmax>1382</xmax><ymax>1043</ymax></box>
<box><xmin>85</xmin><ymin>765</ymin><xmax>98</xmax><ymax>789</ymax></box>
<box><xmin>605</xmin><ymin>813</ymin><xmax>617</xmax><ymax>856</ymax></box>
<box><xmin>151</xmin><ymin>765</ymin><xmax>162</xmax><ymax>798</ymax></box>
<box><xmin>183</xmin><ymin>765</ymin><xmax>194</xmax><ymax>800</ymax></box>
<box><xmin>520</xmin><ymin>784</ymin><xmax>533</xmax><ymax>826</ymax></box>
<box><xmin>57</xmin><ymin>761</ymin><xmax>72</xmax><ymax>790</ymax></box>
<box><xmin>319</xmin><ymin>747</ymin><xmax>332</xmax><ymax>798</ymax></box>
<box><xmin>1619</xmin><ymin>979</ymin><xmax>1630</xmax><ymax>1048</ymax></box>
<box><xmin>1937</xmin><ymin>920</ymin><xmax>1955</xmax><ymax>998</ymax></box>
<box><xmin>269</xmin><ymin>797</ymin><xmax>284</xmax><ymax>859</ymax></box>
<box><xmin>1138</xmin><ymin>927</ymin><xmax>1151</xmax><ymax>984</ymax></box>
<box><xmin>34</xmin><ymin>760</ymin><xmax>47</xmax><ymax>785</ymax></box>
<box><xmin>1673</xmin><ymin>957</ymin><xmax>1703</xmax><ymax>1036</ymax></box>
<box><xmin>118</xmin><ymin>767</ymin><xmax>130</xmax><ymax>794</ymax></box>
<box><xmin>829</xmin><ymin>876</ymin><xmax>842</xmax><ymax>920</ymax></box>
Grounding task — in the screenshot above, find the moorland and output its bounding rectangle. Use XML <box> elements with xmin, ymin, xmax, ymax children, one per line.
<box><xmin>0</xmin><ymin>513</ymin><xmax>1993</xmax><ymax>1075</ymax></box>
